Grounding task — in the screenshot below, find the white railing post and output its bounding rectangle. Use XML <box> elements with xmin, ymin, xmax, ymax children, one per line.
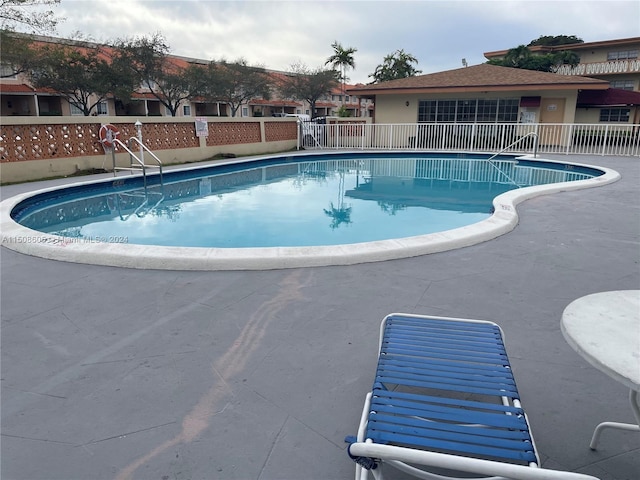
<box><xmin>471</xmin><ymin>123</ymin><xmax>477</xmax><ymax>151</ymax></box>
<box><xmin>602</xmin><ymin>125</ymin><xmax>609</xmax><ymax>156</ymax></box>
<box><xmin>566</xmin><ymin>124</ymin><xmax>573</xmax><ymax>155</ymax></box>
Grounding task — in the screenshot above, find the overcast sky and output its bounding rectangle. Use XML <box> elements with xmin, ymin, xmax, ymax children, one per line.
<box><xmin>29</xmin><ymin>0</ymin><xmax>640</xmax><ymax>84</ymax></box>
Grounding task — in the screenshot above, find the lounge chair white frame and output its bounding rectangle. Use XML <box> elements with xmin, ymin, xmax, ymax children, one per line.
<box><xmin>347</xmin><ymin>313</ymin><xmax>600</xmax><ymax>480</ymax></box>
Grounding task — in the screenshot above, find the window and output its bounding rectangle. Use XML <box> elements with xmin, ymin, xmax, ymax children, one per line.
<box><xmin>183</xmin><ymin>104</ymin><xmax>191</xmax><ymax>116</ymax></box>
<box><xmin>418</xmin><ymin>100</ymin><xmax>437</xmax><ymax>122</ymax></box>
<box><xmin>70</xmin><ymin>102</ymin><xmax>84</xmax><ymax>116</ymax></box>
<box><xmin>476</xmin><ymin>99</ymin><xmax>498</xmax><ymax>122</ymax></box>
<box><xmin>437</xmin><ymin>100</ymin><xmax>457</xmax><ymax>122</ymax></box>
<box><xmin>96</xmin><ymin>101</ymin><xmax>108</xmax><ymax>115</ymax></box>
<box><xmin>242</xmin><ymin>107</ymin><xmax>248</xmax><ymax>117</ymax></box>
<box><xmin>71</xmin><ymin>102</ymin><xmax>107</xmax><ymax>115</ymax></box>
<box><xmin>607</xmin><ymin>50</ymin><xmax>639</xmax><ymax>61</ymax></box>
<box><xmin>143</xmin><ymin>79</ymin><xmax>158</xmax><ymax>90</ymax></box>
<box><xmin>418</xmin><ymin>98</ymin><xmax>519</xmax><ymax>123</ymax></box>
<box><xmin>0</xmin><ymin>63</ymin><xmax>16</xmax><ymax>78</ymax></box>
<box><xmin>599</xmin><ymin>108</ymin><xmax>630</xmax><ymax>122</ymax></box>
<box><xmin>496</xmin><ymin>99</ymin><xmax>519</xmax><ymax>122</ymax></box>
<box><xmin>456</xmin><ymin>100</ymin><xmax>476</xmax><ymax>122</ymax></box>
<box><xmin>610</xmin><ymin>80</ymin><xmax>635</xmax><ymax>91</ymax></box>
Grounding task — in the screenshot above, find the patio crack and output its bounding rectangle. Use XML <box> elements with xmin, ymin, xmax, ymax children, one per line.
<box><xmin>1</xmin><ymin>433</ymin><xmax>75</xmax><ymax>445</ymax></box>
<box><xmin>80</xmin><ymin>421</ymin><xmax>178</xmax><ymax>446</ymax></box>
<box><xmin>257</xmin><ymin>416</ymin><xmax>289</xmax><ymax>480</ymax></box>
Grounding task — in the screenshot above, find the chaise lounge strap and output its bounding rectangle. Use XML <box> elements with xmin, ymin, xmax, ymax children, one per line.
<box><xmin>367</xmin><ymin>314</ymin><xmax>537</xmax><ymax>465</ymax></box>
<box><xmin>367</xmin><ymin>389</ymin><xmax>536</xmax><ymax>463</ymax></box>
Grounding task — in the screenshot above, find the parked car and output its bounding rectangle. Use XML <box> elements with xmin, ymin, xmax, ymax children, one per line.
<box><xmin>285</xmin><ymin>113</ymin><xmax>311</xmax><ymax>121</ymax></box>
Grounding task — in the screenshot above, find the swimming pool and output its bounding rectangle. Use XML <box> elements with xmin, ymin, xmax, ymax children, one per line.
<box><xmin>0</xmin><ymin>151</ymin><xmax>619</xmax><ymax>270</ymax></box>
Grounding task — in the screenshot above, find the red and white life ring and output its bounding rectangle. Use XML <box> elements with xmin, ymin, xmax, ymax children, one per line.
<box><xmin>99</xmin><ymin>124</ymin><xmax>120</xmax><ymax>149</ymax></box>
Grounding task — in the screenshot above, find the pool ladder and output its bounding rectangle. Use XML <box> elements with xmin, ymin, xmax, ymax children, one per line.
<box><xmin>111</xmin><ymin>188</ymin><xmax>165</xmax><ymax>221</ymax></box>
<box><xmin>111</xmin><ymin>137</ymin><xmax>163</xmax><ymax>192</ymax></box>
<box><xmin>486</xmin><ymin>132</ymin><xmax>539</xmax><ymax>187</ymax></box>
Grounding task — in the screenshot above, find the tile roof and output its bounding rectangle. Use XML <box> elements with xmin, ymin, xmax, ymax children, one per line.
<box><xmin>130</xmin><ymin>92</ymin><xmax>159</xmax><ymax>100</ymax></box>
<box><xmin>0</xmin><ymin>83</ymin><xmax>35</xmax><ymax>93</ymax></box>
<box><xmin>330</xmin><ymin>83</ymin><xmax>360</xmax><ymax>95</ymax></box>
<box><xmin>28</xmin><ymin>38</ymin><xmax>115</xmax><ymax>63</ymax></box>
<box><xmin>347</xmin><ymin>64</ymin><xmax>609</xmax><ymax>96</ymax></box>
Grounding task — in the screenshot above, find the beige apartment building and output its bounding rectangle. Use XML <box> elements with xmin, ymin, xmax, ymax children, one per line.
<box><xmin>484</xmin><ymin>37</ymin><xmax>640</xmax><ymax>91</ymax></box>
<box><xmin>0</xmin><ymin>34</ymin><xmax>371</xmax><ymax>120</ymax></box>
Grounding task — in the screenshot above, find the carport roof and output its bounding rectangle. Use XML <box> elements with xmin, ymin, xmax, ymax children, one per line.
<box><xmin>577</xmin><ymin>88</ymin><xmax>640</xmax><ymax>107</ymax></box>
<box><xmin>347</xmin><ymin>64</ymin><xmax>609</xmax><ymax>97</ymax></box>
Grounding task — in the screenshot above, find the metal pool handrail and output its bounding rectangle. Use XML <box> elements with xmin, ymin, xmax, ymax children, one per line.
<box><xmin>486</xmin><ymin>132</ymin><xmax>539</xmax><ymax>187</ymax></box>
<box><xmin>111</xmin><ymin>137</ymin><xmax>164</xmax><ymax>192</ymax></box>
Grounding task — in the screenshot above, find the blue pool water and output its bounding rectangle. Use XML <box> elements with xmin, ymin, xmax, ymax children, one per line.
<box><xmin>12</xmin><ymin>153</ymin><xmax>600</xmax><ymax>248</ymax></box>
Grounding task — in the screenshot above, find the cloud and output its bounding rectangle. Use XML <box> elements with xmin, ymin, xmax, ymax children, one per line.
<box><xmin>36</xmin><ymin>0</ymin><xmax>640</xmax><ymax>83</ymax></box>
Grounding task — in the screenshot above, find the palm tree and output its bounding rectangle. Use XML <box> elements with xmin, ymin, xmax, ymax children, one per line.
<box><xmin>503</xmin><ymin>45</ymin><xmax>532</xmax><ymax>68</ymax></box>
<box><xmin>325</xmin><ymin>41</ymin><xmax>357</xmax><ymax>100</ymax></box>
<box><xmin>551</xmin><ymin>50</ymin><xmax>581</xmax><ymax>68</ymax></box>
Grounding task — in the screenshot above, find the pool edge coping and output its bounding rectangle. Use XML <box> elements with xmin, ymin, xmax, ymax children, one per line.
<box><xmin>0</xmin><ymin>152</ymin><xmax>621</xmax><ymax>271</ymax></box>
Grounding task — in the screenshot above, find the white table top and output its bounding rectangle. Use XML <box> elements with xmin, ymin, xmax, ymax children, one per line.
<box><xmin>562</xmin><ymin>290</ymin><xmax>640</xmax><ymax>391</ymax></box>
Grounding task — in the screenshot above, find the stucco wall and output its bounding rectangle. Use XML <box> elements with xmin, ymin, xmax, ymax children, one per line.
<box><xmin>574</xmin><ymin>109</ymin><xmax>602</xmax><ymax>123</ymax></box>
<box><xmin>373</xmin><ymin>94</ymin><xmax>422</xmax><ymax>124</ymax></box>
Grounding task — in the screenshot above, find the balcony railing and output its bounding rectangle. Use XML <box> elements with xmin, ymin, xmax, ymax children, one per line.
<box><xmin>554</xmin><ymin>59</ymin><xmax>640</xmax><ymax>76</ymax></box>
<box><xmin>299</xmin><ymin>122</ymin><xmax>640</xmax><ymax>157</ymax></box>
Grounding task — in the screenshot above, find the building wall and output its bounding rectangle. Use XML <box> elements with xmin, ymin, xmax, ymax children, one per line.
<box><xmin>372</xmin><ymin>95</ymin><xmax>418</xmax><ymax>124</ymax></box>
<box><xmin>373</xmin><ymin>90</ymin><xmax>581</xmax><ymax>124</ymax></box>
<box><xmin>544</xmin><ymin>40</ymin><xmax>640</xmax><ymax>89</ymax></box>
<box><xmin>574</xmin><ymin>108</ymin><xmax>602</xmax><ymax>124</ymax></box>
<box><xmin>574</xmin><ymin>40</ymin><xmax>640</xmax><ymax>65</ymax></box>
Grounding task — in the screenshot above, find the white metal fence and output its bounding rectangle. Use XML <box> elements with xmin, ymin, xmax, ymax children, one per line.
<box><xmin>298</xmin><ymin>122</ymin><xmax>640</xmax><ymax>157</ymax></box>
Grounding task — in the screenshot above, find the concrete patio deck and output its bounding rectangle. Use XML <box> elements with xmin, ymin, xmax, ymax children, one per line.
<box><xmin>1</xmin><ymin>154</ymin><xmax>639</xmax><ymax>480</ymax></box>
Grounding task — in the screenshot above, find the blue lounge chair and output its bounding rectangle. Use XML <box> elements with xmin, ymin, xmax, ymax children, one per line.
<box><xmin>346</xmin><ymin>313</ymin><xmax>600</xmax><ymax>480</ymax></box>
